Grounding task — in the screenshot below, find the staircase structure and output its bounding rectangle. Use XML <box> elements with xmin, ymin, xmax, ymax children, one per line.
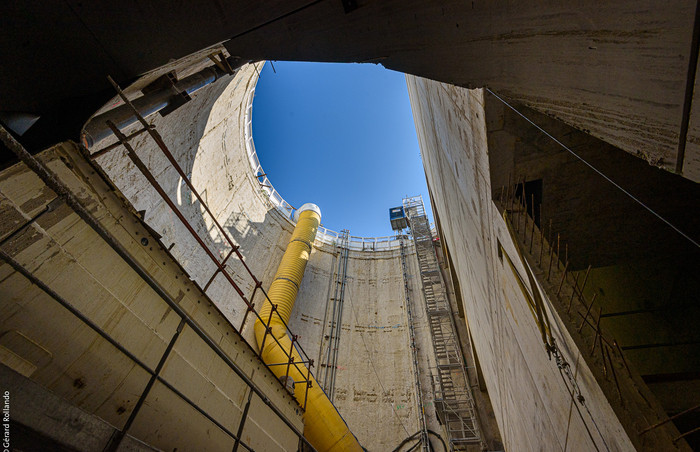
<box><xmin>403</xmin><ymin>196</ymin><xmax>482</xmax><ymax>450</ymax></box>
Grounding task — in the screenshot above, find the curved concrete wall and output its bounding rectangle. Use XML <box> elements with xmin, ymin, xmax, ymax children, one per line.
<box><xmin>289</xmin><ymin>247</ymin><xmax>433</xmax><ymax>448</ymax></box>
<box><xmin>92</xmin><ymin>56</ymin><xmax>436</xmax><ymax>450</ymax></box>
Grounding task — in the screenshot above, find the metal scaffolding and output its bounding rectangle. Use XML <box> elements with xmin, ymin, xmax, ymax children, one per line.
<box><xmin>399</xmin><ymin>234</ymin><xmax>431</xmax><ymax>452</ymax></box>
<box><xmin>403</xmin><ymin>196</ymin><xmax>482</xmax><ymax>450</ymax></box>
<box><xmin>319</xmin><ymin>229</ymin><xmax>350</xmax><ymax>401</ymax></box>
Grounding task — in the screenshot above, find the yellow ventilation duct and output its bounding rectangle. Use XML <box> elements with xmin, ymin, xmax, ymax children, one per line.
<box><xmin>254</xmin><ymin>203</ymin><xmax>362</xmax><ymax>452</ymax></box>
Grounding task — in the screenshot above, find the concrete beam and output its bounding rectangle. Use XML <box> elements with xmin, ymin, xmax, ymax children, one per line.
<box><xmin>2</xmin><ymin>1</ymin><xmax>698</xmax><ymax>181</ymax></box>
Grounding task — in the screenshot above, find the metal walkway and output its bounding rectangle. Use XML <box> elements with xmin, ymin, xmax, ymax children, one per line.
<box><xmin>403</xmin><ymin>196</ymin><xmax>482</xmax><ymax>450</ymax></box>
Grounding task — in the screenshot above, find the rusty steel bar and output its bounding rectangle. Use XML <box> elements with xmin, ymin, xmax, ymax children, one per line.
<box><xmin>109</xmin><ymin>73</ymin><xmax>320</xmax><ymax>420</ymax></box>
<box><xmin>0</xmin><ymin>124</ymin><xmax>314</xmax><ymax>450</ymax></box>
<box><xmin>105</xmin><ymin>318</ymin><xmax>187</xmax><ymax>451</ymax></box>
<box><xmin>232</xmin><ymin>389</ymin><xmax>255</xmax><ymax>452</ymax></box>
<box><xmin>255</xmin><ymin>302</ymin><xmax>310</xmax><ymax>380</ymax></box>
<box><xmin>600</xmin><ymin>338</ymin><xmax>608</xmax><ymax>380</ymax></box>
<box><xmin>105</xmin><ymin>118</ymin><xmax>302</xmax><ymax>371</ymax></box>
<box><xmin>639</xmin><ymin>403</ymin><xmax>700</xmax><ymax>435</ymax></box>
<box><xmin>239</xmin><ymin>282</ymin><xmax>262</xmax><ymax>331</ymax></box>
<box><xmin>529</xmin><ymin>194</ymin><xmax>535</xmax><ymax>253</ymax></box>
<box><xmin>674</xmin><ymin>426</ymin><xmax>700</xmax><ymax>444</ymax></box>
<box><xmin>520</xmin><ymin>179</ymin><xmax>527</xmax><ymax>234</ymax></box>
<box><xmin>259</xmin><ymin>304</ymin><xmax>278</xmax><ymax>356</ymax></box>
<box><xmin>203</xmin><ymin>248</ymin><xmax>235</xmax><ymax>292</ymax></box>
<box><xmin>546</xmin><ymin>219</ymin><xmax>553</xmax><ymax>271</ymax></box>
<box><xmin>1</xmin><ymin>238</ymin><xmax>257</xmax><ymax>452</ymax></box>
<box><xmin>106</xmin><ymin>77</ymin><xmax>243</xmax><ymax>261</ymax></box>
<box><xmin>557</xmin><ymin>261</ymin><xmax>569</xmax><ymax>296</ymax></box>
<box><xmin>577</xmin><ymin>265</ymin><xmax>593</xmax><ymax>306</ymax></box>
<box><xmin>578</xmin><ymin>293</ymin><xmax>599</xmax><ymax>333</ymax></box>
<box><xmin>591</xmin><ymin>307</ymin><xmax>603</xmax><ymax>355</ymax></box>
<box><xmin>568</xmin><ymin>272</ymin><xmax>581</xmax><ymax>312</ymax></box>
<box><xmin>266</xmin><ymin>359</ymin><xmax>313</xmax><ymax>367</ymax></box>
<box><xmin>155</xmin><ymin>375</ymin><xmax>255</xmax><ymax>451</ymax></box>
<box><xmin>257</xmin><ymin>285</ymin><xmax>316</xmax><ymax>363</ymax></box>
<box><xmin>508</xmin><ymin>174</ymin><xmax>514</xmax><ymax>213</ymax></box>
<box><xmin>89</xmin><ymin>126</ymin><xmax>151</xmax><ymax>160</ymax></box>
<box><xmin>613</xmin><ymin>340</ymin><xmax>633</xmax><ymax>377</ymax></box>
<box><xmin>606</xmin><ymin>345</ymin><xmax>622</xmax><ymax>404</ymax></box>
<box><xmin>574</xmin><ymin>311</ymin><xmax>613</xmax><ymax>348</ymax></box>
<box><xmin>538</xmin><ymin>206</ymin><xmax>545</xmax><ymax>265</ymax></box>
<box><xmin>547</xmin><ymin>233</ymin><xmax>556</xmax><ymax>281</ymax></box>
<box><xmin>106</xmin><ymin>120</ymin><xmax>250</xmax><ymax>304</ymax></box>
<box><xmin>285</xmin><ymin>335</ymin><xmax>297</xmax><ymax>383</ymax></box>
<box><xmin>107</xmin><ymin>121</ymin><xmax>314</xmax><ymax>387</ymax></box>
<box><xmin>304</xmin><ymin>362</ymin><xmax>313</xmax><ymax>411</ymax></box>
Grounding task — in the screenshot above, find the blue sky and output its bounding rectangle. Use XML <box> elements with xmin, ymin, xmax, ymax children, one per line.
<box><xmin>252</xmin><ymin>61</ymin><xmax>433</xmax><ymax>237</ymax></box>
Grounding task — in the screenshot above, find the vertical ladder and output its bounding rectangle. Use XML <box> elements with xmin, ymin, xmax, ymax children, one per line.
<box><xmin>320</xmin><ymin>229</ymin><xmax>350</xmax><ymax>401</ymax></box>
<box><xmin>399</xmin><ymin>234</ymin><xmax>430</xmax><ymax>451</ymax></box>
<box><xmin>403</xmin><ymin>196</ymin><xmax>482</xmax><ymax>450</ymax></box>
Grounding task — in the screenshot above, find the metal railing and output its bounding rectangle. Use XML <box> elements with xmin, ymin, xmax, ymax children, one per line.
<box><xmin>78</xmin><ymin>71</ymin><xmax>323</xmax><ymax>450</ymax></box>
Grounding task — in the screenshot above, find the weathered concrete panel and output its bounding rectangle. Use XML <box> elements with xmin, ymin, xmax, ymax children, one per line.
<box><xmin>0</xmin><ymin>142</ymin><xmax>303</xmax><ymax>450</ymax></box>
<box><xmin>405</xmin><ymin>75</ymin><xmax>663</xmax><ymax>451</ymax></box>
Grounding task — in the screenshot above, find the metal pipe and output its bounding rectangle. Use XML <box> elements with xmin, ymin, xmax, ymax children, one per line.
<box><xmin>82</xmin><ymin>57</ymin><xmax>247</xmax><ymax>148</ymax></box>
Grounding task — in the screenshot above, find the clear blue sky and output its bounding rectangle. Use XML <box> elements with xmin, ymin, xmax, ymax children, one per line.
<box><xmin>252</xmin><ymin>61</ymin><xmax>433</xmax><ymax>237</ymax></box>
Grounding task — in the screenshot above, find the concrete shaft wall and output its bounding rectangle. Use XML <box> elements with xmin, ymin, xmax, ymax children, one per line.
<box><xmin>91</xmin><ymin>58</ymin><xmax>435</xmax><ymax>450</ymax></box>
<box><xmin>288</xmin><ymin>246</ymin><xmax>440</xmax><ymax>449</ymax></box>
<box><xmin>406</xmin><ymin>76</ymin><xmax>642</xmax><ymax>451</ymax></box>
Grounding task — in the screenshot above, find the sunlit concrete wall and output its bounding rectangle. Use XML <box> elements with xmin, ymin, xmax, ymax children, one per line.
<box><xmin>288</xmin><ymin>245</ymin><xmax>448</xmax><ymax>449</ymax></box>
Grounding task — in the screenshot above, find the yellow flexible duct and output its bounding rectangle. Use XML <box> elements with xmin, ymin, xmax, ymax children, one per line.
<box><xmin>255</xmin><ymin>204</ymin><xmax>362</xmax><ymax>452</ymax></box>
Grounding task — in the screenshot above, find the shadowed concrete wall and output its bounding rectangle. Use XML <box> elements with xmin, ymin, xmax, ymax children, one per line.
<box><xmin>405</xmin><ymin>75</ymin><xmax>692</xmax><ymax>451</ymax></box>
<box><xmin>5</xmin><ymin>2</ymin><xmax>699</xmax><ymax>182</ymax></box>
